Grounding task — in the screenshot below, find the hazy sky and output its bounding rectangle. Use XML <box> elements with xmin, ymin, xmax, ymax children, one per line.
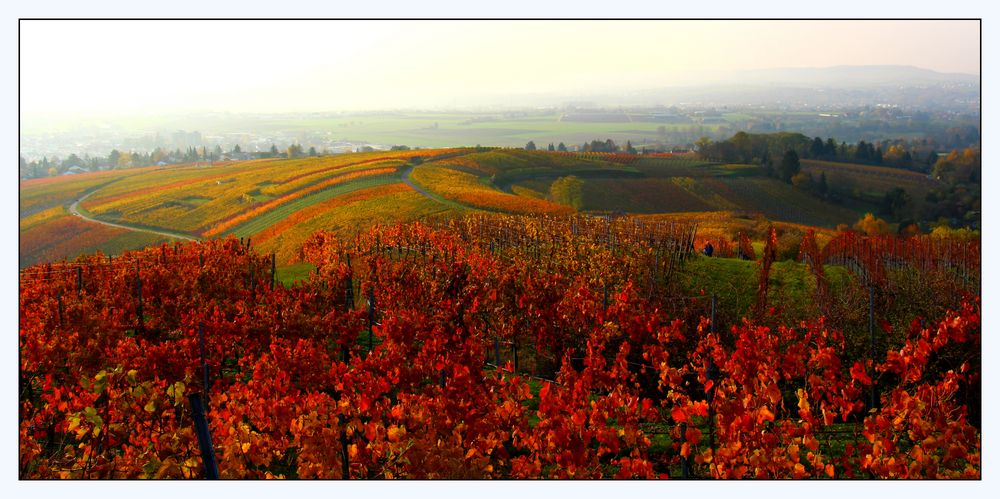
<box><xmin>20</xmin><ymin>20</ymin><xmax>980</xmax><ymax>120</ymax></box>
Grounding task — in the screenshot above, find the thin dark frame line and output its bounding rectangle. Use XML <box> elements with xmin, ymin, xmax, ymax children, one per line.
<box><xmin>18</xmin><ymin>18</ymin><xmax>985</xmax><ymax>21</ymax></box>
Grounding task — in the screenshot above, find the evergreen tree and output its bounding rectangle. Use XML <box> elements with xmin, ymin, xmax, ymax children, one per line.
<box><xmin>779</xmin><ymin>150</ymin><xmax>800</xmax><ymax>183</ymax></box>
<box><xmin>809</xmin><ymin>137</ymin><xmax>825</xmax><ymax>158</ymax></box>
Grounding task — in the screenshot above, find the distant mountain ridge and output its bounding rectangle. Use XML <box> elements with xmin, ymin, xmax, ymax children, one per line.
<box><xmin>730</xmin><ymin>65</ymin><xmax>979</xmax><ymax>87</ymax></box>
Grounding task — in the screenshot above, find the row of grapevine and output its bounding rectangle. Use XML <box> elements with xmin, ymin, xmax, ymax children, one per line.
<box><xmin>19</xmin><ymin>216</ymin><xmax>980</xmax><ymax>478</ymax></box>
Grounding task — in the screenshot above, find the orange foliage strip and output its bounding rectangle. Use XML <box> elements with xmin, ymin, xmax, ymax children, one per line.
<box><xmin>410</xmin><ymin>166</ymin><xmax>572</xmax><ymax>215</ymax></box>
<box><xmin>821</xmin><ymin>232</ymin><xmax>979</xmax><ymax>288</ymax></box>
<box><xmin>202</xmin><ymin>167</ymin><xmax>398</xmax><ymax>237</ymax></box>
<box><xmin>450</xmin><ymin>190</ymin><xmax>573</xmax><ymax>215</ymax></box>
<box><xmin>278</xmin><ymin>152</ymin><xmax>427</xmax><ymax>185</ymax></box>
<box><xmin>252</xmin><ymin>183</ymin><xmax>412</xmax><ymax>246</ymax></box>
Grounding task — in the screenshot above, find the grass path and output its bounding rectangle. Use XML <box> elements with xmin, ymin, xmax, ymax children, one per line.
<box><xmin>68</xmin><ymin>185</ymin><xmax>200</xmax><ymax>242</ymax></box>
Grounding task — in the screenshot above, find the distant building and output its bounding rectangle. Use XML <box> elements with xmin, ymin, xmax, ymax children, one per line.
<box><xmin>63</xmin><ymin>165</ymin><xmax>90</xmax><ymax>175</ymax></box>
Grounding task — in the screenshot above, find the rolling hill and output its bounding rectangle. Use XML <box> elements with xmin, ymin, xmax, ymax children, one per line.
<box><xmin>20</xmin><ymin>148</ymin><xmax>885</xmax><ymax>268</ymax></box>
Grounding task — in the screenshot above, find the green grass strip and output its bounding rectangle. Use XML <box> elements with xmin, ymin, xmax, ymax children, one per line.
<box><xmin>225</xmin><ymin>174</ymin><xmax>400</xmax><ymax>238</ymax></box>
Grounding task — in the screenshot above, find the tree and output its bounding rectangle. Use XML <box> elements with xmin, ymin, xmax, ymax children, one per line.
<box><xmin>308</xmin><ymin>146</ymin><xmax>318</xmax><ymax>157</ymax></box>
<box><xmin>817</xmin><ymin>172</ymin><xmax>828</xmax><ymax>196</ymax></box>
<box><xmin>547</xmin><ymin>143</ymin><xmax>555</xmax><ymax>152</ymax></box>
<box><xmin>108</xmin><ymin>149</ymin><xmax>121</xmax><ymax>169</ymax></box>
<box><xmin>809</xmin><ymin>137</ymin><xmax>825</xmax><ymax>158</ymax></box>
<box><xmin>880</xmin><ymin>187</ymin><xmax>909</xmax><ymax>218</ymax></box>
<box><xmin>233</xmin><ymin>144</ymin><xmax>242</xmax><ymax>154</ymax></box>
<box><xmin>791</xmin><ymin>171</ymin><xmax>813</xmax><ymax>189</ymax></box>
<box><xmin>287</xmin><ymin>143</ymin><xmax>304</xmax><ymax>158</ymax></box>
<box><xmin>557</xmin><ymin>142</ymin><xmax>568</xmax><ymax>152</ymax></box>
<box><xmin>117</xmin><ymin>151</ymin><xmax>133</xmax><ymax>169</ymax></box>
<box><xmin>525</xmin><ymin>141</ymin><xmax>537</xmax><ymax>151</ymax></box>
<box><xmin>824</xmin><ymin>138</ymin><xmax>838</xmax><ymax>158</ymax></box>
<box><xmin>854</xmin><ymin>213</ymin><xmax>891</xmax><ymax>236</ymax></box>
<box><xmin>549</xmin><ymin>176</ymin><xmax>584</xmax><ymax>211</ymax></box>
<box><xmin>269</xmin><ymin>144</ymin><xmax>279</xmax><ymax>157</ymax></box>
<box><xmin>778</xmin><ymin>150</ymin><xmax>800</xmax><ymax>183</ymax></box>
<box><xmin>694</xmin><ymin>136</ymin><xmax>712</xmax><ymax>153</ymax></box>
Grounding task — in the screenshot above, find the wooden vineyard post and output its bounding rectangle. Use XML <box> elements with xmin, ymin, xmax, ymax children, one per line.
<box><xmin>338</xmin><ymin>412</ymin><xmax>350</xmax><ymax>479</ymax></box>
<box><xmin>270</xmin><ymin>253</ymin><xmax>276</xmax><ymax>291</ymax></box>
<box><xmin>707</xmin><ymin>357</ymin><xmax>718</xmax><ymax>453</ymax></box>
<box><xmin>76</xmin><ymin>267</ymin><xmax>82</xmax><ymax>298</ymax></box>
<box><xmin>512</xmin><ymin>340</ymin><xmax>519</xmax><ymax>372</ymax></box>
<box><xmin>868</xmin><ymin>286</ymin><xmax>877</xmax><ymax>410</ymax></box>
<box><xmin>199</xmin><ymin>322</ymin><xmax>210</xmax><ymax>397</ymax></box>
<box><xmin>367</xmin><ymin>286</ymin><xmax>375</xmax><ymax>355</ymax></box>
<box><xmin>494</xmin><ymin>336</ymin><xmax>501</xmax><ymax>369</ymax></box>
<box><xmin>135</xmin><ymin>261</ymin><xmax>144</xmax><ymax>335</ymax></box>
<box><xmin>710</xmin><ymin>294</ymin><xmax>717</xmax><ymax>334</ymax></box>
<box><xmin>188</xmin><ymin>394</ymin><xmax>220</xmax><ymax>479</ymax></box>
<box><xmin>439</xmin><ymin>369</ymin><xmax>446</xmax><ymax>388</ymax></box>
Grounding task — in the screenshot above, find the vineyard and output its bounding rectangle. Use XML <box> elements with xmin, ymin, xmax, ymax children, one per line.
<box><xmin>19</xmin><ymin>214</ymin><xmax>980</xmax><ymax>479</ymax></box>
<box><xmin>408</xmin><ymin>164</ymin><xmax>573</xmax><ymax>215</ymax></box>
<box><xmin>21</xmin><ymin>149</ymin><xmax>913</xmax><ymax>270</ymax></box>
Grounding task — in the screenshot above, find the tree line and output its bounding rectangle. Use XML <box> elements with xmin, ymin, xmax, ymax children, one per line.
<box><xmin>695</xmin><ymin>131</ymin><xmax>948</xmax><ymax>172</ymax></box>
<box><xmin>19</xmin><ymin>143</ymin><xmax>323</xmax><ymax>179</ymax></box>
<box><xmin>525</xmin><ymin>139</ymin><xmax>638</xmax><ymax>154</ymax></box>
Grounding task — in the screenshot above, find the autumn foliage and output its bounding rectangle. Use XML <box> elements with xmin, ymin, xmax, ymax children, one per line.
<box><xmin>19</xmin><ymin>215</ymin><xmax>980</xmax><ymax>479</ymax></box>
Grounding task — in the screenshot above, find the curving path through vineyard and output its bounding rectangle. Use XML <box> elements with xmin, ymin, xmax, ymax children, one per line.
<box><xmin>68</xmin><ymin>189</ymin><xmax>200</xmax><ymax>242</ymax></box>
<box><xmin>400</xmin><ymin>164</ymin><xmax>468</xmax><ymax>210</ymax></box>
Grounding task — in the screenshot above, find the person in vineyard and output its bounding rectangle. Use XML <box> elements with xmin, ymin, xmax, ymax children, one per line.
<box><xmin>703</xmin><ymin>242</ymin><xmax>714</xmax><ymax>257</ymax></box>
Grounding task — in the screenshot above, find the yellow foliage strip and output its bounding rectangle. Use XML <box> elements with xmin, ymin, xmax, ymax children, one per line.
<box><xmin>410</xmin><ymin>165</ymin><xmax>572</xmax><ymax>215</ymax></box>
<box><xmin>85</xmin><ymin>167</ymin><xmax>254</xmax><ymax>207</ymax></box>
<box><xmin>258</xmin><ymin>159</ymin><xmax>405</xmax><ymax>198</ymax></box>
<box><xmin>261</xmin><ymin>190</ymin><xmax>454</xmax><ymax>265</ymax></box>
<box><xmin>203</xmin><ymin>167</ymin><xmax>399</xmax><ymax>237</ymax></box>
<box><xmin>20</xmin><ymin>206</ymin><xmax>68</xmax><ymax>232</ymax></box>
<box><xmin>253</xmin><ymin>183</ymin><xmax>412</xmax><ymax>246</ymax></box>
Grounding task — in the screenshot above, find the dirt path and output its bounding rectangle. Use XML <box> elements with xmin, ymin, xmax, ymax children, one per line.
<box><xmin>400</xmin><ymin>165</ymin><xmax>437</xmax><ymax>200</ymax></box>
<box><xmin>69</xmin><ymin>190</ymin><xmax>199</xmax><ymax>242</ymax></box>
<box><xmin>399</xmin><ymin>164</ymin><xmax>469</xmax><ymax>211</ymax></box>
